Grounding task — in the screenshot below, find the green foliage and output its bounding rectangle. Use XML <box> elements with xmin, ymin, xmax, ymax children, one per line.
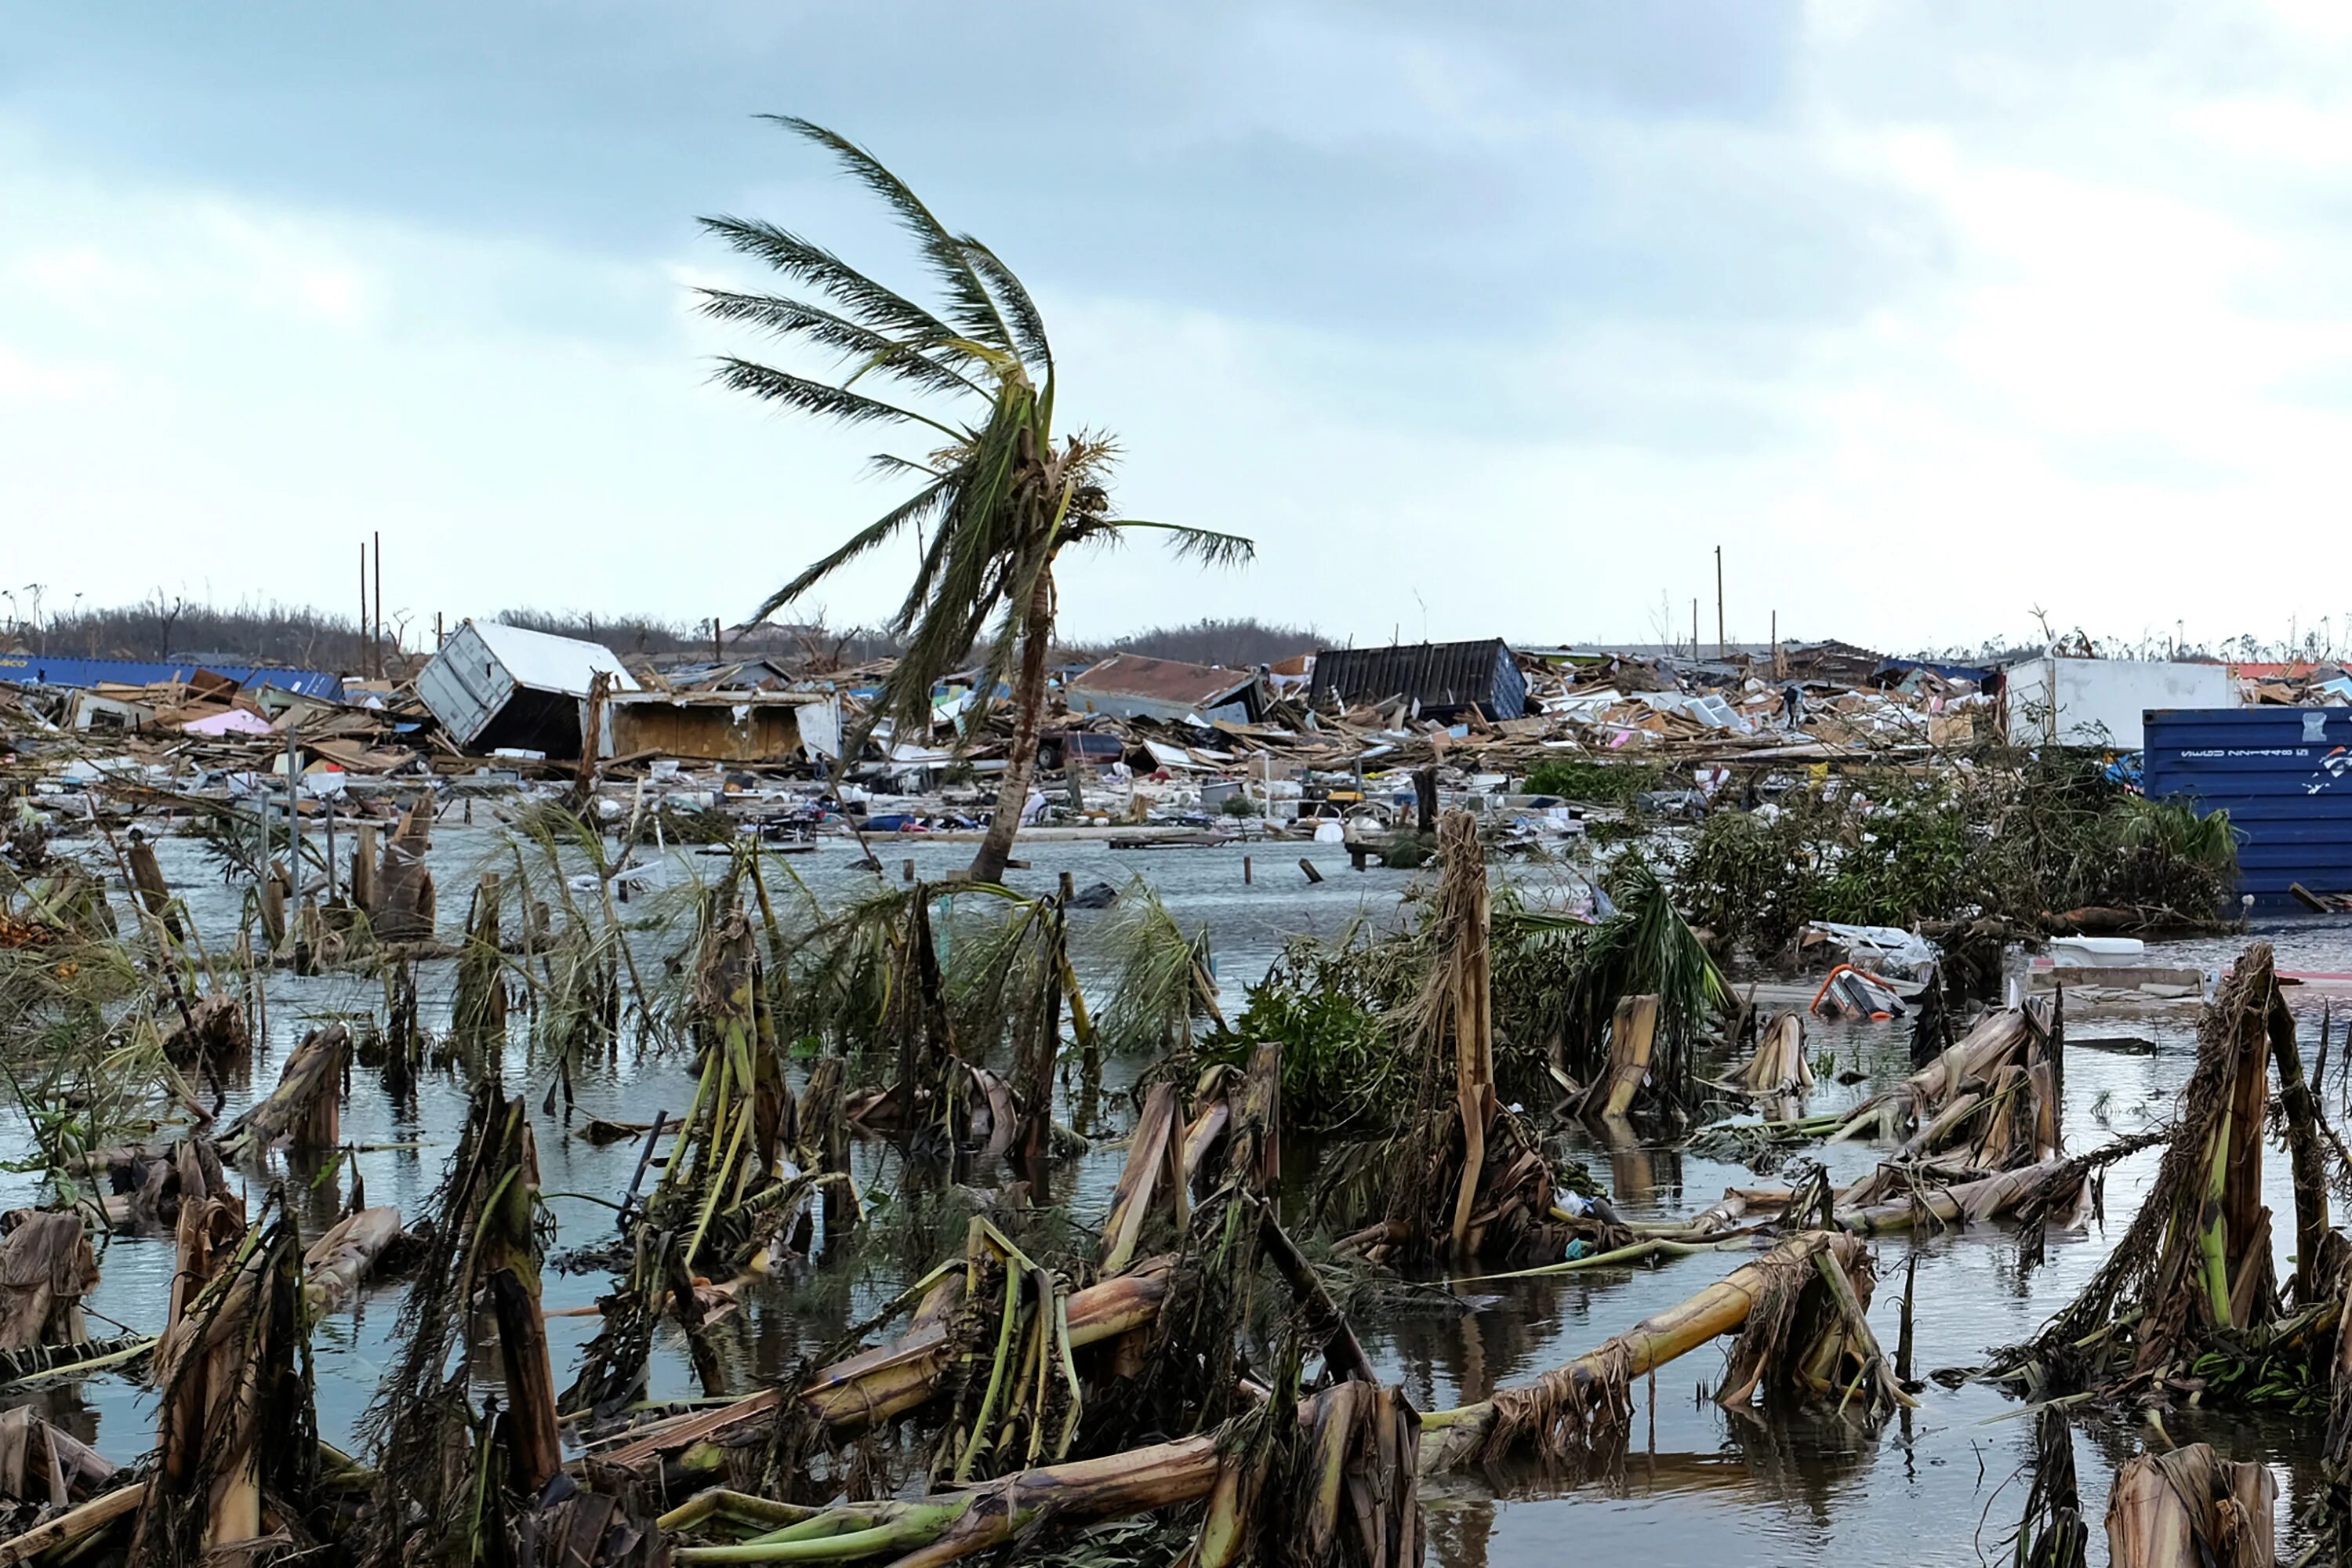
<box><xmin>1675</xmin><ymin>807</ymin><xmax>1813</xmax><ymax>956</ymax></box>
<box><xmin>1675</xmin><ymin>753</ymin><xmax>2242</xmax><ymax>960</ymax></box>
<box><xmin>1208</xmin><ymin>862</ymin><xmax>1730</xmax><ymax>1131</ymax></box>
<box><xmin>1200</xmin><ymin>931</ymin><xmax>1410</xmax><ymax>1135</ymax></box>
<box><xmin>1218</xmin><ymin>792</ymin><xmax>1260</xmax><ymax>818</ymax></box>
<box><xmin>1521</xmin><ymin>757</ymin><xmax>1665</xmax><ymax>807</ymax></box>
<box><xmin>1083</xmin><ymin>880</ymin><xmax>1216</xmax><ymax>1059</ymax></box>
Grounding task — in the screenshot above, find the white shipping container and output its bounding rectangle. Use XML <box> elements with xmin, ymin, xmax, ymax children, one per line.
<box><xmin>2002</xmin><ymin>655</ymin><xmax>2234</xmax><ymax>750</ymax></box>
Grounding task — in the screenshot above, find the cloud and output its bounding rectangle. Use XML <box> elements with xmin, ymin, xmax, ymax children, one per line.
<box><xmin>8</xmin><ymin>2</ymin><xmax>2352</xmax><ymax>656</ymax></box>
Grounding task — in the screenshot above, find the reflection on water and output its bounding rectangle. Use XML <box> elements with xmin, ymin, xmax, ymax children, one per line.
<box><xmin>6</xmin><ymin>826</ymin><xmax>2349</xmax><ymax>1563</ymax></box>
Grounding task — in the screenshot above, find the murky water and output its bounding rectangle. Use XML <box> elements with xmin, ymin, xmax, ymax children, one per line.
<box><xmin>7</xmin><ymin>818</ymin><xmax>2348</xmax><ymax>1565</ymax></box>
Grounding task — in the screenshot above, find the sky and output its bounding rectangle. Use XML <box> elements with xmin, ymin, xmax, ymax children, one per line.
<box><xmin>6</xmin><ymin>2</ymin><xmax>2352</xmax><ymax>658</ymax></box>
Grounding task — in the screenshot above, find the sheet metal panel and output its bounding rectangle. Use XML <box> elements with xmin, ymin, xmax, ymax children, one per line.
<box><xmin>1308</xmin><ymin>640</ymin><xmax>1526</xmax><ymax>718</ymax></box>
<box><xmin>2143</xmin><ymin>706</ymin><xmax>2352</xmax><ymax>903</ymax></box>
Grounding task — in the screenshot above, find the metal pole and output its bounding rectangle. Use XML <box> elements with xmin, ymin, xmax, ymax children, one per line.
<box><xmin>1715</xmin><ymin>545</ymin><xmax>1726</xmax><ymax>659</ymax></box>
<box><xmin>285</xmin><ymin>720</ymin><xmax>300</xmax><ymax>894</ymax></box>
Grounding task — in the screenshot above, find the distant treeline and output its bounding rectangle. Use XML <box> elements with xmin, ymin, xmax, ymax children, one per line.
<box><xmin>1074</xmin><ymin>617</ymin><xmax>1323</xmax><ymax>668</ymax></box>
<box><xmin>13</xmin><ymin>597</ymin><xmax>374</xmax><ymax>671</ymax></box>
<box><xmin>5</xmin><ymin>599</ymin><xmax>1325</xmax><ymax>675</ymax></box>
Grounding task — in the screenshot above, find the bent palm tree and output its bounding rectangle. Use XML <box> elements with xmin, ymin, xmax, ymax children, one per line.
<box><xmin>702</xmin><ymin>118</ymin><xmax>1253</xmax><ymax>882</ymax></box>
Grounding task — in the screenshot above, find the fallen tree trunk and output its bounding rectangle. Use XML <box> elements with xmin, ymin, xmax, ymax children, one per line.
<box><xmin>597</xmin><ymin>1255</ymin><xmax>1175</xmax><ymax>1475</ymax></box>
<box><xmin>667</xmin><ymin>1375</ymin><xmax>1419</xmax><ymax>1568</ymax></box>
<box><xmin>300</xmin><ymin>1206</ymin><xmax>403</xmax><ymax>1316</ymax></box>
<box><xmin>218</xmin><ymin>1023</ymin><xmax>349</xmax><ymax>1160</ymax></box>
<box><xmin>1420</xmin><ymin>1231</ymin><xmax>1868</xmax><ymax>1471</ymax></box>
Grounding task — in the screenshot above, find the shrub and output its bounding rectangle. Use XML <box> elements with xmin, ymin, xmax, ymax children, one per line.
<box><xmin>1521</xmin><ymin>757</ymin><xmax>1665</xmax><ymax>807</ymax></box>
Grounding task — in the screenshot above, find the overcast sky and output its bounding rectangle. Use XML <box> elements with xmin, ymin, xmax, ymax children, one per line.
<box><xmin>7</xmin><ymin>2</ymin><xmax>2352</xmax><ymax>656</ymax></box>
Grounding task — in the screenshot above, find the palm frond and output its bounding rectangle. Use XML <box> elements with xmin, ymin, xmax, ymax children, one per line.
<box><xmin>695</xmin><ymin>288</ymin><xmax>987</xmax><ymax>401</ymax></box>
<box><xmin>757</xmin><ymin>476</ymin><xmax>953</xmax><ymax>622</ymax></box>
<box><xmin>709</xmin><ymin>357</ymin><xmax>965</xmax><ymax>439</ymax></box>
<box><xmin>764</xmin><ymin>117</ymin><xmax>1017</xmax><ymax>356</ymax></box>
<box><xmin>697</xmin><ymin>212</ymin><xmax>964</xmax><ymax>350</ymax></box>
<box><xmin>1105</xmin><ymin>521</ymin><xmax>1258</xmax><ymax>569</ymax></box>
<box><xmin>866</xmin><ymin>452</ymin><xmax>948</xmax><ymax>481</ymax></box>
<box><xmin>960</xmin><ymin>236</ymin><xmax>1053</xmax><ymax>372</ymax></box>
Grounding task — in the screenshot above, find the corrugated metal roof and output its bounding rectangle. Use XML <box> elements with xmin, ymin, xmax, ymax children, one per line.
<box><xmin>1064</xmin><ymin>653</ymin><xmax>1261</xmax><ymax>722</ymax></box>
<box><xmin>0</xmin><ymin>653</ymin><xmax>344</xmax><ymax>700</ymax></box>
<box><xmin>1066</xmin><ymin>653</ymin><xmax>1254</xmax><ymax>708</ymax></box>
<box><xmin>1307</xmin><ymin>640</ymin><xmax>1526</xmax><ymax>718</ymax></box>
<box><xmin>2145</xmin><ymin>706</ymin><xmax>2352</xmax><ymax>906</ymax></box>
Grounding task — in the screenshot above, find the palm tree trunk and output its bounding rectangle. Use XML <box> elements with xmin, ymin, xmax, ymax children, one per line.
<box><xmin>969</xmin><ymin>564</ymin><xmax>1054</xmax><ymax>884</ymax></box>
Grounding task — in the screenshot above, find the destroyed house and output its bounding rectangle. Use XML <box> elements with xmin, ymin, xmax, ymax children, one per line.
<box><xmin>1064</xmin><ymin>653</ymin><xmax>1263</xmax><ymax>724</ymax></box>
<box><xmin>0</xmin><ymin>653</ymin><xmax>344</xmax><ymax>701</ymax></box>
<box><xmin>416</xmin><ymin>619</ymin><xmax>635</xmax><ymax>758</ymax></box>
<box><xmin>1308</xmin><ymin>639</ymin><xmax>1527</xmax><ymax>720</ymax></box>
<box><xmin>604</xmin><ymin>690</ymin><xmax>829</xmax><ymax>764</ymax></box>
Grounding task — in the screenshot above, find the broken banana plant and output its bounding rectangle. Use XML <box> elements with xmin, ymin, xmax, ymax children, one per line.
<box><xmin>131</xmin><ymin>1188</ymin><xmax>317</xmax><ymax>1566</ymax></box>
<box><xmin>647</xmin><ymin>909</ymin><xmax>795</xmax><ymax>1275</ymax></box>
<box><xmin>1422</xmin><ymin>1231</ymin><xmax>1900</xmax><ymax>1472</ymax></box>
<box><xmin>354</xmin><ymin>1080</ymin><xmax>564</xmax><ymax>1566</ymax></box>
<box><xmin>217</xmin><ymin>1022</ymin><xmax>350</xmax><ymax>1162</ymax></box>
<box><xmin>1987</xmin><ymin>943</ymin><xmax>2322</xmax><ymax>1406</ymax></box>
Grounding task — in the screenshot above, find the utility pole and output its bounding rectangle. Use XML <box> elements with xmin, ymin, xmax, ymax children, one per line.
<box><xmin>1691</xmin><ymin>598</ymin><xmax>1699</xmax><ymax>661</ymax></box>
<box><xmin>372</xmin><ymin>530</ymin><xmax>383</xmax><ymax>680</ymax></box>
<box><xmin>1715</xmin><ymin>545</ymin><xmax>1726</xmax><ymax>659</ymax></box>
<box><xmin>358</xmin><ymin>543</ymin><xmax>368</xmax><ymax>678</ymax></box>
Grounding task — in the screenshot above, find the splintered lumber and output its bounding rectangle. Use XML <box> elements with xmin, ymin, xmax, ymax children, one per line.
<box><xmin>600</xmin><ymin>1255</ymin><xmax>1174</xmax><ymax>1474</ymax></box>
<box><xmin>1421</xmin><ymin>1231</ymin><xmax>1865</xmax><ymax>1470</ymax></box>
<box><xmin>0</xmin><ymin>1214</ymin><xmax>97</xmax><ymax>1352</ymax></box>
<box><xmin>300</xmin><ymin>1207</ymin><xmax>403</xmax><ymax>1316</ymax></box>
<box><xmin>2105</xmin><ymin>1444</ymin><xmax>2273</xmax><ymax>1568</ymax></box>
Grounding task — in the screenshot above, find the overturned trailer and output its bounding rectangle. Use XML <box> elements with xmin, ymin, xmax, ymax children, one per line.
<box><xmin>416</xmin><ymin>619</ymin><xmax>634</xmax><ymax>759</ymax></box>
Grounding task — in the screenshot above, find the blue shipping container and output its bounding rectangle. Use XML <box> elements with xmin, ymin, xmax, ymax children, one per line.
<box><xmin>0</xmin><ymin>653</ymin><xmax>344</xmax><ymax>701</ymax></box>
<box><xmin>2142</xmin><ymin>706</ymin><xmax>2352</xmax><ymax>906</ymax></box>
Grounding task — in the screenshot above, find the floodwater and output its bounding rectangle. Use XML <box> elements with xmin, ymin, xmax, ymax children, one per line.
<box><xmin>4</xmin><ymin>818</ymin><xmax>2345</xmax><ymax>1565</ymax></box>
